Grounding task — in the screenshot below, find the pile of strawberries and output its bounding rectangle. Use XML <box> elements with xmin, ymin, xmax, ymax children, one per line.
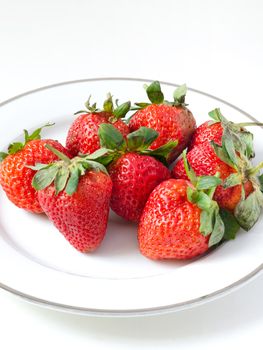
<box><xmin>1</xmin><ymin>81</ymin><xmax>263</xmax><ymax>260</ymax></box>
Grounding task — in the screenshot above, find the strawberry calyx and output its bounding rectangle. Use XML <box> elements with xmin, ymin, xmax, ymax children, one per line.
<box><xmin>182</xmin><ymin>150</ymin><xmax>240</xmax><ymax>247</ymax></box>
<box><xmin>131</xmin><ymin>81</ymin><xmax>188</xmax><ymax>110</ymax></box>
<box><xmin>231</xmin><ymin>160</ymin><xmax>263</xmax><ymax>231</ymax></box>
<box><xmin>0</xmin><ymin>123</ymin><xmax>54</xmax><ymax>162</ymax></box>
<box><xmin>31</xmin><ymin>144</ymin><xmax>108</xmax><ymax>195</ymax></box>
<box><xmin>74</xmin><ymin>94</ymin><xmax>131</xmax><ymax>121</ymax></box>
<box><xmin>209</xmin><ymin>108</ymin><xmax>263</xmax><ymax>159</ymax></box>
<box><xmin>211</xmin><ymin>129</ymin><xmax>263</xmax><ymax>230</ymax></box>
<box><xmin>94</xmin><ymin>123</ymin><xmax>178</xmax><ymax>165</ymax></box>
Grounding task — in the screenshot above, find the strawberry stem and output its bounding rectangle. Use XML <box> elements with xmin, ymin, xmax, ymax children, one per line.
<box><xmin>248</xmin><ymin>162</ymin><xmax>263</xmax><ymax>176</ymax></box>
<box><xmin>45</xmin><ymin>144</ymin><xmax>71</xmax><ymax>164</ymax></box>
<box><xmin>235</xmin><ymin>122</ymin><xmax>263</xmax><ymax>127</ymax></box>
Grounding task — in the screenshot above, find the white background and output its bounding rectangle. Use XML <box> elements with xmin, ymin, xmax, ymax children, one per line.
<box><xmin>0</xmin><ymin>0</ymin><xmax>262</xmax><ymax>349</ymax></box>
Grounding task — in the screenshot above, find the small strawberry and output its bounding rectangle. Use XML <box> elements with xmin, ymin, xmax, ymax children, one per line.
<box><xmin>32</xmin><ymin>146</ymin><xmax>112</xmax><ymax>252</ymax></box>
<box><xmin>128</xmin><ymin>81</ymin><xmax>196</xmax><ymax>163</ymax></box>
<box><xmin>91</xmin><ymin>124</ymin><xmax>176</xmax><ymax>222</ymax></box>
<box><xmin>138</xmin><ymin>156</ymin><xmax>239</xmax><ymax>260</ymax></box>
<box><xmin>66</xmin><ymin>94</ymin><xmax>130</xmax><ymax>156</ymax></box>
<box><xmin>172</xmin><ymin>136</ymin><xmax>263</xmax><ymax>230</ymax></box>
<box><xmin>189</xmin><ymin>108</ymin><xmax>263</xmax><ymax>159</ymax></box>
<box><xmin>0</xmin><ymin>124</ymin><xmax>71</xmax><ymax>213</ymax></box>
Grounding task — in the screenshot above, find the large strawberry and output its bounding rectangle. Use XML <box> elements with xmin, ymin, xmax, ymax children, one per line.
<box><xmin>92</xmin><ymin>124</ymin><xmax>176</xmax><ymax>222</ymax></box>
<box><xmin>189</xmin><ymin>108</ymin><xmax>262</xmax><ymax>159</ymax></box>
<box><xmin>0</xmin><ymin>124</ymin><xmax>71</xmax><ymax>213</ymax></box>
<box><xmin>32</xmin><ymin>146</ymin><xmax>112</xmax><ymax>252</ymax></box>
<box><xmin>66</xmin><ymin>94</ymin><xmax>130</xmax><ymax>156</ymax></box>
<box><xmin>128</xmin><ymin>81</ymin><xmax>196</xmax><ymax>163</ymax></box>
<box><xmin>138</xmin><ymin>160</ymin><xmax>239</xmax><ymax>260</ymax></box>
<box><xmin>172</xmin><ymin>138</ymin><xmax>263</xmax><ymax>231</ymax></box>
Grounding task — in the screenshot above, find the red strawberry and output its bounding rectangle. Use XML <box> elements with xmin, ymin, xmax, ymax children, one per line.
<box><xmin>129</xmin><ymin>81</ymin><xmax>196</xmax><ymax>163</ymax></box>
<box><xmin>138</xmin><ymin>173</ymin><xmax>236</xmax><ymax>260</ymax></box>
<box><xmin>189</xmin><ymin>120</ymin><xmax>223</xmax><ymax>149</ymax></box>
<box><xmin>93</xmin><ymin>124</ymin><xmax>176</xmax><ymax>222</ymax></box>
<box><xmin>189</xmin><ymin>108</ymin><xmax>262</xmax><ymax>158</ymax></box>
<box><xmin>172</xmin><ymin>142</ymin><xmax>263</xmax><ymax>231</ymax></box>
<box><xmin>66</xmin><ymin>94</ymin><xmax>130</xmax><ymax>156</ymax></box>
<box><xmin>32</xmin><ymin>146</ymin><xmax>112</xmax><ymax>252</ymax></box>
<box><xmin>172</xmin><ymin>143</ymin><xmax>252</xmax><ymax>211</ymax></box>
<box><xmin>0</xmin><ymin>124</ymin><xmax>71</xmax><ymax>213</ymax></box>
<box><xmin>108</xmin><ymin>152</ymin><xmax>171</xmax><ymax>222</ymax></box>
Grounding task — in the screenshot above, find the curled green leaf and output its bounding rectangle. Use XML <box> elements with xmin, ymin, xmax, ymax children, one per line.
<box><xmin>234</xmin><ymin>190</ymin><xmax>263</xmax><ymax>231</ymax></box>
<box><xmin>223</xmin><ymin>173</ymin><xmax>242</xmax><ymax>188</ymax></box>
<box><xmin>145</xmin><ymin>81</ymin><xmax>164</xmax><ymax>104</ymax></box>
<box><xmin>173</xmin><ymin>84</ymin><xmax>187</xmax><ymax>106</ymax></box>
<box><xmin>220</xmin><ymin>208</ymin><xmax>240</xmax><ymax>240</ymax></box>
<box><xmin>113</xmin><ymin>101</ymin><xmax>131</xmax><ymax>119</ymax></box>
<box><xmin>98</xmin><ymin>123</ymin><xmax>126</xmax><ymax>151</ymax></box>
<box><xmin>32</xmin><ymin>164</ymin><xmax>59</xmax><ymax>191</ymax></box>
<box><xmin>196</xmin><ymin>176</ymin><xmax>222</xmax><ymax>190</ymax></box>
<box><xmin>127</xmin><ymin>127</ymin><xmax>159</xmax><ymax>152</ymax></box>
<box><xmin>0</xmin><ymin>152</ymin><xmax>8</xmax><ymax>162</ymax></box>
<box><xmin>54</xmin><ymin>167</ymin><xmax>70</xmax><ymax>194</ymax></box>
<box><xmin>65</xmin><ymin>167</ymin><xmax>80</xmax><ymax>195</ymax></box>
<box><xmin>208</xmin><ymin>212</ymin><xmax>225</xmax><ymax>247</ymax></box>
<box><xmin>182</xmin><ymin>149</ymin><xmax>198</xmax><ymax>186</ymax></box>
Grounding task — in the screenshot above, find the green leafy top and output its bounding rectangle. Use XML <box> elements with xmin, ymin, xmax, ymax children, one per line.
<box><xmin>95</xmin><ymin>123</ymin><xmax>178</xmax><ymax>166</ymax></box>
<box><xmin>182</xmin><ymin>150</ymin><xmax>240</xmax><ymax>247</ymax></box>
<box><xmin>207</xmin><ymin>110</ymin><xmax>263</xmax><ymax>231</ymax></box>
<box><xmin>209</xmin><ymin>108</ymin><xmax>263</xmax><ymax>160</ymax></box>
<box><xmin>74</xmin><ymin>94</ymin><xmax>131</xmax><ymax>121</ymax></box>
<box><xmin>131</xmin><ymin>81</ymin><xmax>188</xmax><ymax>110</ymax></box>
<box><xmin>0</xmin><ymin>123</ymin><xmax>54</xmax><ymax>162</ymax></box>
<box><xmin>31</xmin><ymin>144</ymin><xmax>108</xmax><ymax>195</ymax></box>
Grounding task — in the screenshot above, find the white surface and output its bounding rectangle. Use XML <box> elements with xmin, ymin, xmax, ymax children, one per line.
<box><xmin>0</xmin><ymin>0</ymin><xmax>262</xmax><ymax>348</ymax></box>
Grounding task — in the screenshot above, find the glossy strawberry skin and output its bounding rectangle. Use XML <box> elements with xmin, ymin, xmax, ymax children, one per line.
<box><xmin>0</xmin><ymin>140</ymin><xmax>72</xmax><ymax>213</ymax></box>
<box><xmin>129</xmin><ymin>104</ymin><xmax>196</xmax><ymax>163</ymax></box>
<box><xmin>138</xmin><ymin>179</ymin><xmax>209</xmax><ymax>260</ymax></box>
<box><xmin>189</xmin><ymin>121</ymin><xmax>223</xmax><ymax>150</ymax></box>
<box><xmin>38</xmin><ymin>171</ymin><xmax>112</xmax><ymax>252</ymax></box>
<box><xmin>66</xmin><ymin>112</ymin><xmax>130</xmax><ymax>156</ymax></box>
<box><xmin>172</xmin><ymin>144</ymin><xmax>253</xmax><ymax>211</ymax></box>
<box><xmin>108</xmin><ymin>152</ymin><xmax>171</xmax><ymax>222</ymax></box>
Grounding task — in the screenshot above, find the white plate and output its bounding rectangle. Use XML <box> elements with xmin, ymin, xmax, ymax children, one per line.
<box><xmin>0</xmin><ymin>78</ymin><xmax>262</xmax><ymax>317</ymax></box>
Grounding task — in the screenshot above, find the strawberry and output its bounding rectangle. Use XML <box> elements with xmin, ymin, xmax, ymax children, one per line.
<box><xmin>0</xmin><ymin>124</ymin><xmax>71</xmax><ymax>213</ymax></box>
<box><xmin>172</xmin><ymin>143</ymin><xmax>250</xmax><ymax>210</ymax></box>
<box><xmin>138</xmin><ymin>159</ymin><xmax>239</xmax><ymax>260</ymax></box>
<box><xmin>66</xmin><ymin>94</ymin><xmax>130</xmax><ymax>156</ymax></box>
<box><xmin>128</xmin><ymin>81</ymin><xmax>196</xmax><ymax>163</ymax></box>
<box><xmin>189</xmin><ymin>108</ymin><xmax>262</xmax><ymax>158</ymax></box>
<box><xmin>172</xmin><ymin>136</ymin><xmax>263</xmax><ymax>231</ymax></box>
<box><xmin>91</xmin><ymin>124</ymin><xmax>176</xmax><ymax>222</ymax></box>
<box><xmin>32</xmin><ymin>146</ymin><xmax>112</xmax><ymax>252</ymax></box>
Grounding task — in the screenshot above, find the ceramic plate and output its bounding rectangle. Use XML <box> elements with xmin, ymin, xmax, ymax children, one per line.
<box><xmin>0</xmin><ymin>78</ymin><xmax>262</xmax><ymax>317</ymax></box>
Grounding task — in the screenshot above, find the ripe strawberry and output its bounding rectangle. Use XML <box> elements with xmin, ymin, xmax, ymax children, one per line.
<box><xmin>172</xmin><ymin>141</ymin><xmax>263</xmax><ymax>230</ymax></box>
<box><xmin>190</xmin><ymin>120</ymin><xmax>223</xmax><ymax>148</ymax></box>
<box><xmin>172</xmin><ymin>143</ymin><xmax>251</xmax><ymax>210</ymax></box>
<box><xmin>92</xmin><ymin>124</ymin><xmax>176</xmax><ymax>222</ymax></box>
<box><xmin>66</xmin><ymin>94</ymin><xmax>130</xmax><ymax>156</ymax></box>
<box><xmin>138</xmin><ymin>168</ymin><xmax>238</xmax><ymax>260</ymax></box>
<box><xmin>108</xmin><ymin>152</ymin><xmax>170</xmax><ymax>222</ymax></box>
<box><xmin>0</xmin><ymin>124</ymin><xmax>71</xmax><ymax>213</ymax></box>
<box><xmin>129</xmin><ymin>81</ymin><xmax>196</xmax><ymax>163</ymax></box>
<box><xmin>32</xmin><ymin>146</ymin><xmax>112</xmax><ymax>252</ymax></box>
<box><xmin>139</xmin><ymin>179</ymin><xmax>208</xmax><ymax>259</ymax></box>
<box><xmin>189</xmin><ymin>108</ymin><xmax>262</xmax><ymax>158</ymax></box>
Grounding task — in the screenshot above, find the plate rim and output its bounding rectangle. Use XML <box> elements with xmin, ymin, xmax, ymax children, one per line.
<box><xmin>0</xmin><ymin>76</ymin><xmax>262</xmax><ymax>317</ymax></box>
